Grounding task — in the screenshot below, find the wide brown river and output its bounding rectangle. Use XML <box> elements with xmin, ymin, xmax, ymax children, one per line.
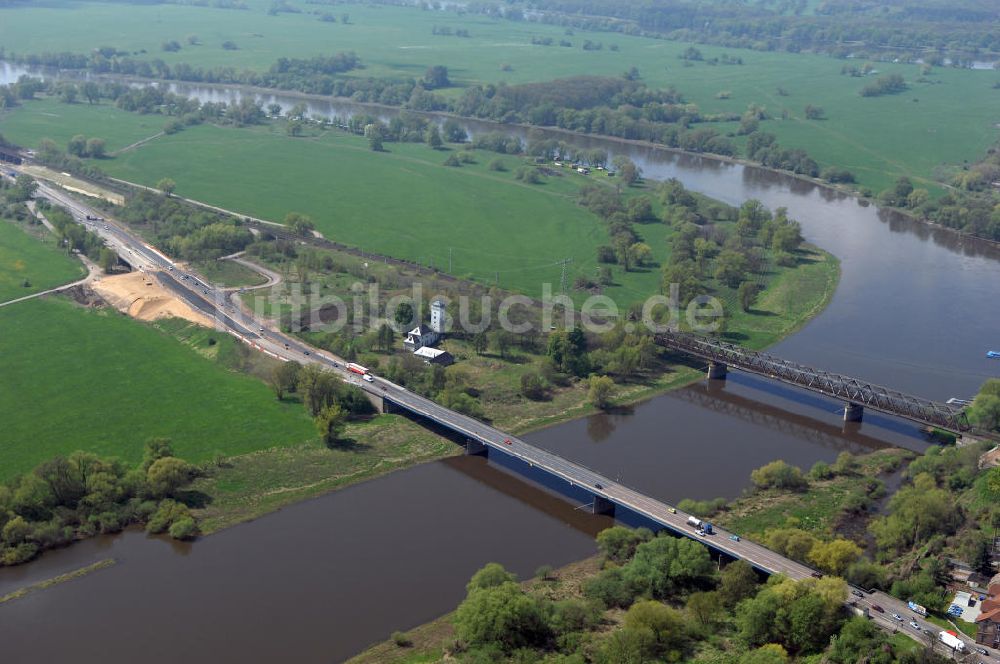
<box><xmin>2</xmin><ymin>64</ymin><xmax>999</xmax><ymax>662</ymax></box>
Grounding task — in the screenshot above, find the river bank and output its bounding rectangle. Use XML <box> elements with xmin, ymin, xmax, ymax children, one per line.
<box><xmin>344</xmin><ymin>448</ymin><xmax>915</xmax><ymax>663</ymax></box>
<box><xmin>7</xmin><ymin>63</ymin><xmax>994</xmax><ymax>250</ymax></box>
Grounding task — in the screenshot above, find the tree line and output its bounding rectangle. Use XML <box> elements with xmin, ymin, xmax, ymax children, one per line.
<box><xmin>1</xmin><ymin>439</ymin><xmax>200</xmax><ymax>566</ymax></box>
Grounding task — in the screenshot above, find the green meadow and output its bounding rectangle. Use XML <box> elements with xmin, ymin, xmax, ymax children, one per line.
<box><xmin>0</xmin><ymin>297</ymin><xmax>315</xmax><ymax>481</ymax></box>
<box><xmin>1</xmin><ymin>1</ymin><xmax>997</xmax><ymax>192</ymax></box>
<box><xmin>56</xmin><ymin>111</ymin><xmax>670</xmax><ymax>304</ymax></box>
<box><xmin>0</xmin><ymin>217</ymin><xmax>84</xmax><ymax>301</ymax></box>
<box><xmin>0</xmin><ymin>98</ymin><xmax>163</xmax><ymax>154</ymax></box>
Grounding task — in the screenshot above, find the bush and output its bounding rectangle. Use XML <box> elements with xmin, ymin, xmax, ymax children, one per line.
<box><xmin>487</xmin><ymin>158</ymin><xmax>506</xmax><ymax>172</ymax></box>
<box><xmin>391</xmin><ymin>631</ymin><xmax>413</xmax><ymax>647</ymax></box>
<box><xmin>750</xmin><ymin>460</ymin><xmax>808</xmax><ymax>491</ymax></box>
<box><xmin>168</xmin><ymin>516</ymin><xmax>200</xmax><ymax>540</ymax></box>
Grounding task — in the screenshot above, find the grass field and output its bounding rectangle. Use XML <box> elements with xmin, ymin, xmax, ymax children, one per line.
<box><xmin>9</xmin><ymin>108</ymin><xmax>670</xmax><ymax>303</ymax></box>
<box><xmin>0</xmin><ymin>296</ymin><xmax>316</xmax><ymax>481</ymax></box>
<box><xmin>0</xmin><ymin>217</ymin><xmax>84</xmax><ymax>301</ymax></box>
<box><xmin>1</xmin><ymin>1</ymin><xmax>997</xmax><ymax>193</ymax></box>
<box><xmin>0</xmin><ymin>98</ymin><xmax>163</xmax><ymax>154</ymax></box>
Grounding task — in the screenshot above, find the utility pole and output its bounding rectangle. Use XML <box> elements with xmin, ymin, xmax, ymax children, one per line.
<box><xmin>449</xmin><ymin>247</ymin><xmax>453</xmax><ymax>273</ymax></box>
<box><xmin>559</xmin><ymin>258</ymin><xmax>572</xmax><ymax>294</ymax></box>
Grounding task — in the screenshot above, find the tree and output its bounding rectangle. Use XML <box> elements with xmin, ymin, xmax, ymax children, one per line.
<box><xmin>269</xmin><ymin>360</ymin><xmax>302</xmax><ymax>400</ymax></box>
<box><xmin>714</xmin><ymin>250</ymin><xmax>749</xmax><ymax>288</ymax></box>
<box><xmin>376</xmin><ymin>323</ymin><xmax>395</xmax><ymax>352</ymax></box>
<box><xmin>686</xmin><ymin>590</ymin><xmax>723</xmax><ymax>627</ymax></box>
<box><xmin>624</xmin><ymin>535</ymin><xmax>715</xmax><ymax>599</ymax></box>
<box><xmin>58</xmin><ymin>83</ymin><xmax>77</xmax><ymax>104</ymax></box>
<box><xmin>284</xmin><ymin>212</ymin><xmax>315</xmax><ymax>236</ymax></box>
<box><xmin>81</xmin><ymin>81</ymin><xmax>100</xmax><ymax>104</ymax></box>
<box><xmin>741</xmin><ymin>644</ymin><xmax>789</xmax><ymax>664</ymax></box>
<box><xmin>425</xmin><ymin>125</ymin><xmax>443</xmax><ymax>150</ymax></box>
<box><xmin>738</xmin><ymin>281</ymin><xmax>761</xmax><ymax>312</ymax></box>
<box><xmin>85</xmin><ymin>137</ymin><xmax>106</xmax><ymax>158</ymax></box>
<box><xmin>804</xmin><ymin>104</ymin><xmax>825</xmax><ymax>120</ymax></box>
<box><xmin>423</xmin><ymin>65</ymin><xmax>450</xmax><ymax>89</ymax></box>
<box><xmin>67</xmin><ymin>134</ymin><xmax>87</xmax><ymax>158</ymax></box>
<box><xmin>315</xmin><ymin>403</ymin><xmax>347</xmax><ymax>445</ymax></box>
<box><xmin>453</xmin><ymin>577</ymin><xmax>549</xmax><ymax>652</ymax></box>
<box><xmin>970</xmin><ymin>394</ymin><xmax>1000</xmax><ymax>431</ymax></box>
<box><xmin>298</xmin><ymin>365</ymin><xmax>339</xmax><ymax>416</ymax></box>
<box><xmin>467</xmin><ymin>562</ymin><xmax>516</xmax><ymax>591</ymax></box>
<box><xmin>613</xmin><ymin>155</ymin><xmax>640</xmax><ymax>186</ymax></box>
<box><xmin>156</xmin><ymin>178</ymin><xmax>176</xmax><ymax>196</ymax></box>
<box><xmin>807</xmin><ymin>539</ymin><xmax>862</xmax><ymax>575</ymax></box>
<box><xmin>99</xmin><ymin>247</ymin><xmax>117</xmax><ymax>274</ymax></box>
<box><xmin>492</xmin><ymin>329</ymin><xmax>511</xmax><ymax>359</ymax></box>
<box><xmin>142</xmin><ymin>438</ymin><xmax>175</xmax><ymax>471</ymax></box>
<box><xmin>472</xmin><ymin>330</ymin><xmax>489</xmax><ymax>355</ymax></box>
<box><xmin>597</xmin><ymin>525</ymin><xmax>651</xmax><ymax>564</ymax></box>
<box><xmin>394</xmin><ymin>302</ymin><xmax>415</xmax><ymax>329</ymax></box>
<box><xmin>750</xmin><ymin>460</ymin><xmax>807</xmax><ymax>491</ymax></box>
<box><xmin>623</xmin><ymin>600</ymin><xmax>689</xmax><ymax>658</ymax></box>
<box><xmin>520</xmin><ymin>372</ymin><xmax>546</xmax><ymax>401</ymax></box>
<box><xmin>719</xmin><ymin>559</ymin><xmax>758</xmax><ymax>606</ymax></box>
<box><xmin>146</xmin><ymin>457</ymin><xmax>194</xmax><ymax>498</ymax></box>
<box><xmin>588</xmin><ymin>374</ymin><xmax>615</xmax><ymax>409</ymax></box>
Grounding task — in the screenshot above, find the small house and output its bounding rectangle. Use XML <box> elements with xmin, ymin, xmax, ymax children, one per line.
<box><xmin>404</xmin><ymin>324</ymin><xmax>439</xmax><ymax>352</ymax></box>
<box><xmin>413</xmin><ymin>346</ymin><xmax>454</xmax><ymax>366</ymax></box>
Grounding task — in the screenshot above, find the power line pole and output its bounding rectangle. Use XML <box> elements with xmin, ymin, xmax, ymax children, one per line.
<box><xmin>559</xmin><ymin>258</ymin><xmax>572</xmax><ymax>293</ymax></box>
<box><xmin>449</xmin><ymin>247</ymin><xmax>453</xmax><ymax>273</ymax></box>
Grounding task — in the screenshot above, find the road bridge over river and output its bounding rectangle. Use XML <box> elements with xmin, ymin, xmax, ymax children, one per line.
<box><xmin>21</xmin><ymin>172</ymin><xmax>996</xmax><ymax>662</ymax></box>
<box><xmin>655</xmin><ymin>331</ymin><xmax>970</xmax><ymax>434</ymax></box>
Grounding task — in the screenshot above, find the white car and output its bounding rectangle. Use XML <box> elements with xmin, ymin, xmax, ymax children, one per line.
<box><xmin>892</xmin><ymin>613</ymin><xmax>903</xmax><ymax>621</ymax></box>
<box><xmin>363</xmin><ymin>374</ymin><xmax>374</xmax><ymax>383</ymax></box>
<box><xmin>909</xmin><ymin>620</ymin><xmax>919</xmax><ymax>629</ymax></box>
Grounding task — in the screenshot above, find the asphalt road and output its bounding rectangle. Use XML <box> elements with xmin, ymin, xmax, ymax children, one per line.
<box><xmin>19</xmin><ymin>172</ymin><xmax>997</xmax><ymax>662</ymax></box>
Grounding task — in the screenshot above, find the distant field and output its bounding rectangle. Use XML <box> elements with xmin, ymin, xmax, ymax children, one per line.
<box><xmin>0</xmin><ymin>217</ymin><xmax>83</xmax><ymax>301</ymax></box>
<box><xmin>0</xmin><ymin>98</ymin><xmax>163</xmax><ymax>154</ymax></box>
<box><xmin>79</xmin><ymin>115</ymin><xmax>669</xmax><ymax>303</ymax></box>
<box><xmin>1</xmin><ymin>1</ymin><xmax>997</xmax><ymax>192</ymax></box>
<box><xmin>0</xmin><ymin>297</ymin><xmax>315</xmax><ymax>481</ymax></box>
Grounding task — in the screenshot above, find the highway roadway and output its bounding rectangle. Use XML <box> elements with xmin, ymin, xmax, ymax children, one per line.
<box><xmin>16</xmin><ymin>171</ymin><xmax>997</xmax><ymax>662</ymax></box>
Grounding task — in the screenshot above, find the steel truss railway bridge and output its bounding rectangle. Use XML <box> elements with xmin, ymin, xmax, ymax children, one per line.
<box><xmin>654</xmin><ymin>331</ymin><xmax>969</xmax><ymax>433</ymax></box>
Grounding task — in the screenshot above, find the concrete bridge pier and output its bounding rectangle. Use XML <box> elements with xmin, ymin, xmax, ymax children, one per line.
<box><xmin>465</xmin><ymin>438</ymin><xmax>489</xmax><ymax>456</ymax></box>
<box><xmin>707</xmin><ymin>361</ymin><xmax>728</xmax><ymax>380</ymax></box>
<box><xmin>843</xmin><ymin>402</ymin><xmax>864</xmax><ymax>423</ymax></box>
<box><xmin>593</xmin><ymin>495</ymin><xmax>616</xmax><ymax>516</ymax></box>
<box><xmin>364</xmin><ymin>392</ymin><xmax>398</xmax><ymax>414</ymax></box>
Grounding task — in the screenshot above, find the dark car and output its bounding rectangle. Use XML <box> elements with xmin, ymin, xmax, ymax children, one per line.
<box><xmin>851</xmin><ymin>589</ymin><xmax>865</xmax><ymax>598</ymax></box>
<box><xmin>870</xmin><ymin>604</ymin><xmax>884</xmax><ymax>613</ymax></box>
<box><xmin>975</xmin><ymin>647</ymin><xmax>989</xmax><ymax>655</ymax></box>
<box><xmin>810</xmin><ymin>571</ymin><xmax>823</xmax><ymax>578</ymax></box>
<box><xmin>595</xmin><ymin>483</ymin><xmax>604</xmax><ymax>490</ymax></box>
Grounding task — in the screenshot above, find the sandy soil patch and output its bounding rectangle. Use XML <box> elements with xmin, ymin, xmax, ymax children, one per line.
<box><xmin>92</xmin><ymin>271</ymin><xmax>215</xmax><ymax>327</ymax></box>
<box><xmin>19</xmin><ymin>165</ymin><xmax>125</xmax><ymax>205</ymax></box>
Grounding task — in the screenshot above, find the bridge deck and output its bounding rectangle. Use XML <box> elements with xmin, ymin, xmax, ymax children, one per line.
<box><xmin>654</xmin><ymin>331</ymin><xmax>968</xmax><ymax>432</ymax></box>
<box><xmin>371</xmin><ymin>381</ymin><xmax>816</xmax><ymax>580</ymax></box>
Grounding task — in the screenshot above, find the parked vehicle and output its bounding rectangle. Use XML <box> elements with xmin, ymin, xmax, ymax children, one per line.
<box><xmin>938</xmin><ymin>631</ymin><xmax>965</xmax><ymax>651</ymax></box>
<box><xmin>908</xmin><ymin>601</ymin><xmax>928</xmax><ymax>616</ymax></box>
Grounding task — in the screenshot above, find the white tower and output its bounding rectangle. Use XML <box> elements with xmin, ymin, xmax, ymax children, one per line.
<box><xmin>430</xmin><ymin>299</ymin><xmax>446</xmax><ymax>335</ymax></box>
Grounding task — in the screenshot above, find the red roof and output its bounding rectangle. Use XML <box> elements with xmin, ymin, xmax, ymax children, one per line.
<box><xmin>976</xmin><ymin>607</ymin><xmax>1000</xmax><ymax>624</ymax></box>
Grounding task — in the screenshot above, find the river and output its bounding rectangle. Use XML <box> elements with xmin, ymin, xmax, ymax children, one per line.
<box><xmin>1</xmin><ymin>64</ymin><xmax>999</xmax><ymax>663</ymax></box>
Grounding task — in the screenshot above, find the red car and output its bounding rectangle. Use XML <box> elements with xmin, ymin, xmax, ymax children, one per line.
<box><xmin>504</xmin><ymin>438</ymin><xmax>512</xmax><ymax>445</ymax></box>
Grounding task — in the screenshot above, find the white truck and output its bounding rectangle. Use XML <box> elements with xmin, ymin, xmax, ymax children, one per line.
<box><xmin>687</xmin><ymin>516</ymin><xmax>703</xmax><ymax>528</ymax></box>
<box><xmin>938</xmin><ymin>630</ymin><xmax>965</xmax><ymax>651</ymax></box>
